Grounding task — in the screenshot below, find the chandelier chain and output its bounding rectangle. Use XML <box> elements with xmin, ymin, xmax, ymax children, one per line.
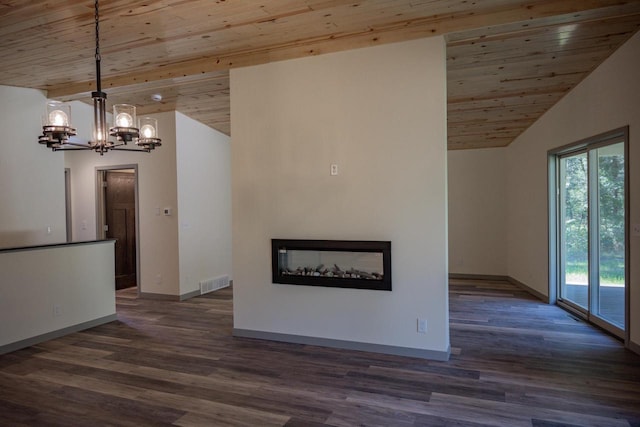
<box><xmin>94</xmin><ymin>0</ymin><xmax>100</xmax><ymax>62</ymax></box>
<box><xmin>94</xmin><ymin>0</ymin><xmax>102</xmax><ymax>92</ymax></box>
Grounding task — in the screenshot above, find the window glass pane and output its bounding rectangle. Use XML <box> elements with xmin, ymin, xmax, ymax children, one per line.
<box><xmin>595</xmin><ymin>142</ymin><xmax>625</xmax><ymax>327</ymax></box>
<box><xmin>559</xmin><ymin>153</ymin><xmax>588</xmax><ymax>309</ymax></box>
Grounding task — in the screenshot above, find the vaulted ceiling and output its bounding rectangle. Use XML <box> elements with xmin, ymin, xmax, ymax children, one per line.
<box><xmin>1</xmin><ymin>1</ymin><xmax>638</xmax><ymax>150</ymax></box>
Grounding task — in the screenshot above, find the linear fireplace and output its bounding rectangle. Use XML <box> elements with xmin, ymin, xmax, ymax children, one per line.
<box><xmin>272</xmin><ymin>239</ymin><xmax>391</xmax><ymax>291</ymax></box>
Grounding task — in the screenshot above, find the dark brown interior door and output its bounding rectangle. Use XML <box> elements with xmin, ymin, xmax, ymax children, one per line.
<box><xmin>105</xmin><ymin>171</ymin><xmax>136</xmax><ymax>290</ymax></box>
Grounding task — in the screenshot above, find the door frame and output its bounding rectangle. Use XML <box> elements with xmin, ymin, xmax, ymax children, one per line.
<box><xmin>64</xmin><ymin>168</ymin><xmax>72</xmax><ymax>243</ymax></box>
<box><xmin>548</xmin><ymin>126</ymin><xmax>630</xmax><ymax>346</ymax></box>
<box><xmin>96</xmin><ymin>164</ymin><xmax>140</xmax><ymax>295</ymax></box>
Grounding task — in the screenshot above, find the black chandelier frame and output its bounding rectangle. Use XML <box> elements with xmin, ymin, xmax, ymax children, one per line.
<box><xmin>38</xmin><ymin>0</ymin><xmax>161</xmax><ymax>155</ymax></box>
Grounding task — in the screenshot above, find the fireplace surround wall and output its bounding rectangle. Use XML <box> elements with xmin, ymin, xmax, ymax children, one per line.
<box><xmin>272</xmin><ymin>239</ymin><xmax>391</xmax><ymax>291</ymax></box>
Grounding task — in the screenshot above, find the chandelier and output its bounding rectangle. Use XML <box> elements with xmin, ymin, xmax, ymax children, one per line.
<box><xmin>38</xmin><ymin>0</ymin><xmax>161</xmax><ymax>155</ymax></box>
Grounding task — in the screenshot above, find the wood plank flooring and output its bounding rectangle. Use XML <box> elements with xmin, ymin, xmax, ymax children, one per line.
<box><xmin>1</xmin><ymin>278</ymin><xmax>639</xmax><ymax>426</ymax></box>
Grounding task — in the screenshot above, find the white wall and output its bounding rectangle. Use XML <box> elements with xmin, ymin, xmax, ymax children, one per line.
<box><xmin>65</xmin><ymin>106</ymin><xmax>232</xmax><ymax>298</ymax></box>
<box><xmin>231</xmin><ymin>37</ymin><xmax>449</xmax><ymax>356</ymax></box>
<box><xmin>176</xmin><ymin>111</ymin><xmax>232</xmax><ymax>296</ymax></box>
<box><xmin>506</xmin><ymin>32</ymin><xmax>640</xmax><ymax>346</ymax></box>
<box><xmin>64</xmin><ymin>105</ymin><xmax>180</xmax><ymax>296</ymax></box>
<box><xmin>0</xmin><ymin>86</ymin><xmax>67</xmax><ymax>248</ymax></box>
<box><xmin>448</xmin><ymin>148</ymin><xmax>507</xmax><ymax>276</ymax></box>
<box><xmin>0</xmin><ymin>241</ymin><xmax>116</xmax><ymax>352</ymax></box>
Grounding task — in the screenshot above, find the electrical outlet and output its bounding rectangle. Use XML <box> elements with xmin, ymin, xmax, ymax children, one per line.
<box><xmin>53</xmin><ymin>304</ymin><xmax>61</xmax><ymax>317</ymax></box>
<box><xmin>330</xmin><ymin>164</ymin><xmax>338</xmax><ymax>176</ymax></box>
<box><xmin>417</xmin><ymin>318</ymin><xmax>428</xmax><ymax>334</ymax></box>
<box><xmin>633</xmin><ymin>223</ymin><xmax>640</xmax><ymax>237</ymax></box>
<box><xmin>155</xmin><ymin>274</ymin><xmax>163</xmax><ymax>285</ymax></box>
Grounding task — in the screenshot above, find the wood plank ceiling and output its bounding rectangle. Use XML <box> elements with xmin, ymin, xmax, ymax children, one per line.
<box><xmin>0</xmin><ymin>1</ymin><xmax>638</xmax><ymax>150</ymax></box>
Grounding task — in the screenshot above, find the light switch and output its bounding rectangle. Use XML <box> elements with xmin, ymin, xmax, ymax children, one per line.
<box><xmin>417</xmin><ymin>318</ymin><xmax>428</xmax><ymax>334</ymax></box>
<box><xmin>163</xmin><ymin>207</ymin><xmax>172</xmax><ymax>216</ymax></box>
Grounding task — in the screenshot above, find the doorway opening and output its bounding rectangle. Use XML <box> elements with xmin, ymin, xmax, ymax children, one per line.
<box><xmin>549</xmin><ymin>127</ymin><xmax>629</xmax><ymax>344</ymax></box>
<box><xmin>96</xmin><ymin>165</ymin><xmax>140</xmax><ymax>292</ymax></box>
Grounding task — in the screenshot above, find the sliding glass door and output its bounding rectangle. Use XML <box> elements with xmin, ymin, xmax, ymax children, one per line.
<box><xmin>553</xmin><ymin>129</ymin><xmax>628</xmax><ymax>338</ymax></box>
<box><xmin>559</xmin><ymin>151</ymin><xmax>589</xmax><ymax>310</ymax></box>
<box><xmin>593</xmin><ymin>143</ymin><xmax>626</xmax><ymax>329</ymax></box>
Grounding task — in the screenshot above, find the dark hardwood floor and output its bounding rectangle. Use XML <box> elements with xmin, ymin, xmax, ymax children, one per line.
<box><xmin>1</xmin><ymin>278</ymin><xmax>639</xmax><ymax>426</ymax></box>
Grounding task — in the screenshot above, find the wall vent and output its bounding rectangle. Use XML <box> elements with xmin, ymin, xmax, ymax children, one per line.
<box><xmin>199</xmin><ymin>275</ymin><xmax>230</xmax><ymax>295</ymax></box>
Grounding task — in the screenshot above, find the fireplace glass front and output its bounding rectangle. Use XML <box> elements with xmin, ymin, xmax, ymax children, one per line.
<box><xmin>272</xmin><ymin>239</ymin><xmax>391</xmax><ymax>291</ymax></box>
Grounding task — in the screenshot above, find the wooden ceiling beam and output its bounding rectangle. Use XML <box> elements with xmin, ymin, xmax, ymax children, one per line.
<box><xmin>53</xmin><ymin>70</ymin><xmax>229</xmax><ymax>102</ymax></box>
<box><xmin>47</xmin><ymin>0</ymin><xmax>631</xmax><ymax>98</ymax></box>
